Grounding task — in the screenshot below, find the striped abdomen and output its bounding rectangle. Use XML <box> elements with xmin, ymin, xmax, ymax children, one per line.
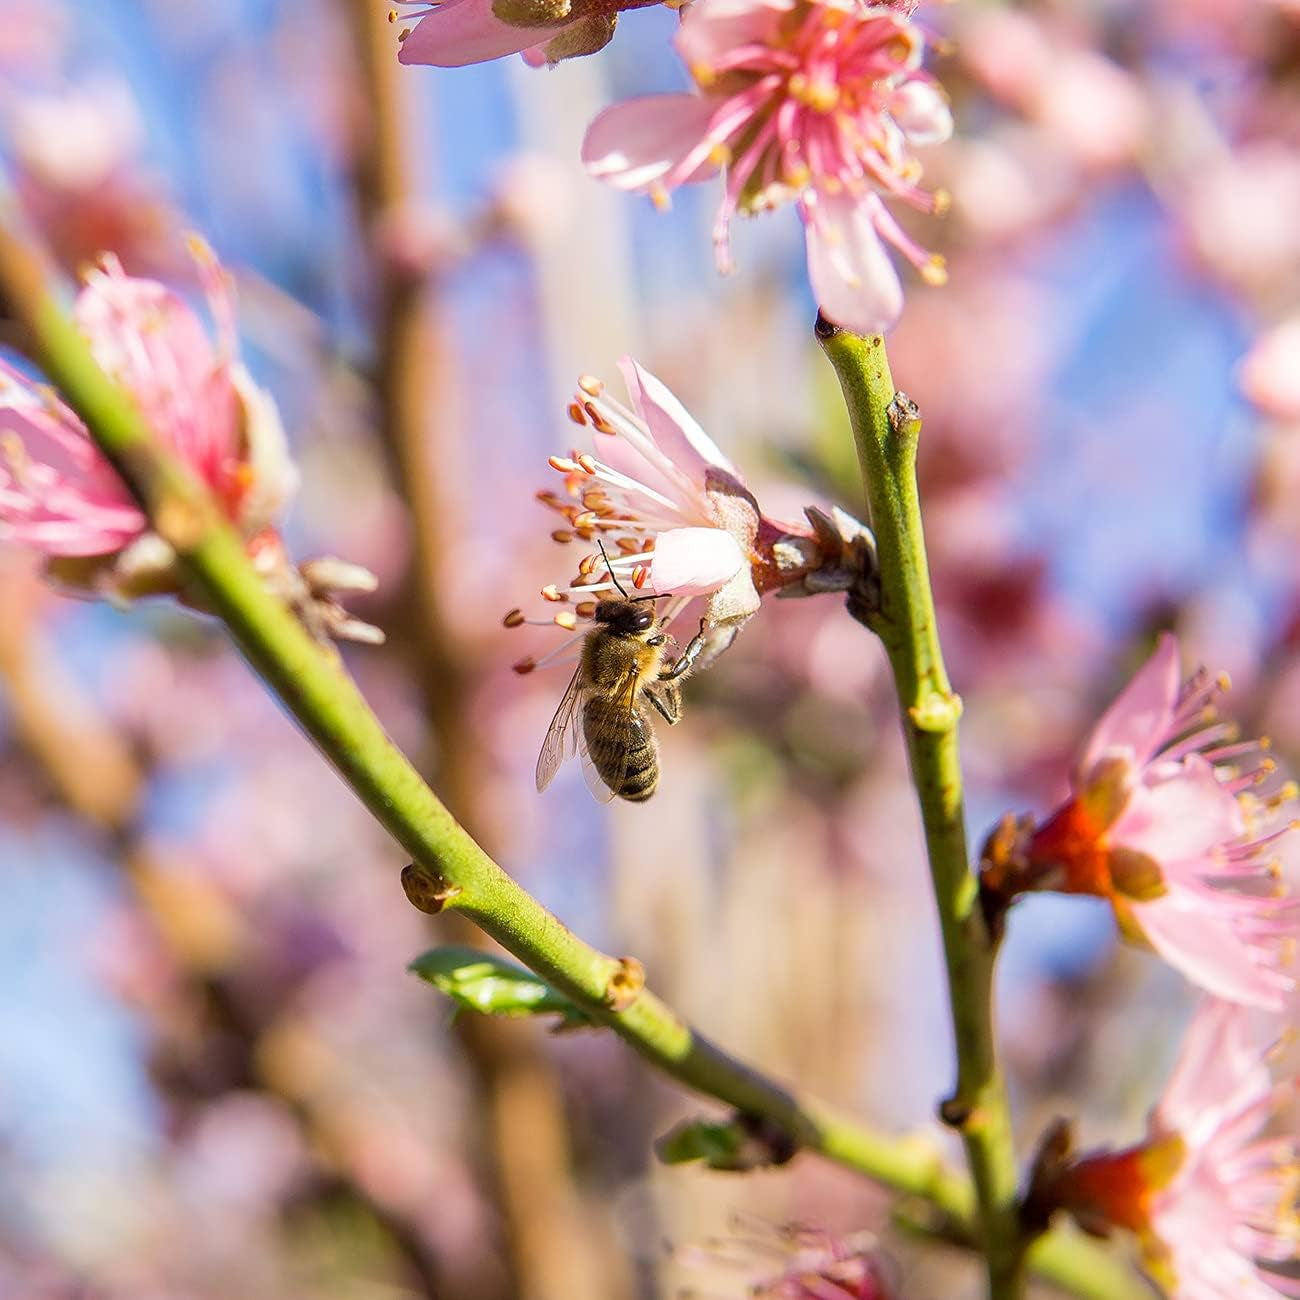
<box><xmin>583</xmin><ymin>699</ymin><xmax>660</xmax><ymax>802</ymax></box>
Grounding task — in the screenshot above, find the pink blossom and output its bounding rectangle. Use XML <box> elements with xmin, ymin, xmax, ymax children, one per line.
<box><xmin>1053</xmin><ymin>999</ymin><xmax>1300</xmax><ymax>1299</ymax></box>
<box><xmin>1</xmin><ymin>241</ymin><xmax>296</xmax><ymax>598</ymax></box>
<box><xmin>582</xmin><ymin>0</ymin><xmax>952</xmax><ymax>334</ymax></box>
<box><xmin>508</xmin><ymin>357</ymin><xmax>869</xmax><ymax>672</ymax></box>
<box><xmin>1021</xmin><ymin>634</ymin><xmax>1300</xmax><ymax>1009</ymax></box>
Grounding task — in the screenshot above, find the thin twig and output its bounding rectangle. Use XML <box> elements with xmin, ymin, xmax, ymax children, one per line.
<box><xmin>816</xmin><ymin>321</ymin><xmax>1023</xmax><ymax>1298</ymax></box>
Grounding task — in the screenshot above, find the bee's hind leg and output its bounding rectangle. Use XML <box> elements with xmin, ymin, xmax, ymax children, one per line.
<box><xmin>648</xmin><ymin>682</ymin><xmax>682</xmax><ymax>725</ymax></box>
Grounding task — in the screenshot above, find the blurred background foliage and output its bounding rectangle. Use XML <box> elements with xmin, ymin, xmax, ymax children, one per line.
<box><xmin>1</xmin><ymin>0</ymin><xmax>1299</xmax><ymax>1295</ymax></box>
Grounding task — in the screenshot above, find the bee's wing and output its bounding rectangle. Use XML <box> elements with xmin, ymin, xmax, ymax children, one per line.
<box><xmin>536</xmin><ymin>665</ymin><xmax>585</xmax><ymax>793</ymax></box>
<box><xmin>578</xmin><ymin>664</ymin><xmax>645</xmax><ymax>803</ymax></box>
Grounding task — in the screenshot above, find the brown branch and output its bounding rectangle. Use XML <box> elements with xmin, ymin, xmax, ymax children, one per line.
<box><xmin>341</xmin><ymin>6</ymin><xmax>622</xmax><ymax>1298</ymax></box>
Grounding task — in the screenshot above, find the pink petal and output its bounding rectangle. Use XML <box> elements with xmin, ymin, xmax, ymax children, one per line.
<box><xmin>0</xmin><ymin>402</ymin><xmax>145</xmax><ymax>555</ymax></box>
<box><xmin>1239</xmin><ymin>316</ymin><xmax>1300</xmax><ymax>422</ymax></box>
<box><xmin>1129</xmin><ymin>889</ymin><xmax>1293</xmax><ymax>1010</ymax></box>
<box><xmin>675</xmin><ymin>0</ymin><xmax>790</xmax><ymax>69</ymax></box>
<box><xmin>890</xmin><ymin>79</ymin><xmax>954</xmax><ymax>147</ymax></box>
<box><xmin>397</xmin><ymin>0</ymin><xmax>555</xmax><ymax>68</ymax></box>
<box><xmin>618</xmin><ymin>357</ymin><xmax>740</xmax><ymax>480</ymax></box>
<box><xmin>583</xmin><ymin>94</ymin><xmax>720</xmax><ymax>192</ymax></box>
<box><xmin>803</xmin><ymin>192</ymin><xmax>904</xmax><ymax>335</ymax></box>
<box><xmin>75</xmin><ymin>260</ymin><xmax>238</xmax><ymax>491</ymax></box>
<box><xmin>1155</xmin><ymin>1000</ymin><xmax>1272</xmax><ymax>1136</ymax></box>
<box><xmin>1078</xmin><ymin>633</ymin><xmax>1181</xmax><ymax>783</ymax></box>
<box><xmin>1113</xmin><ymin>758</ymin><xmax>1244</xmax><ymax>865</ymax></box>
<box><xmin>648</xmin><ymin>526</ymin><xmax>745</xmax><ymax>596</ymax></box>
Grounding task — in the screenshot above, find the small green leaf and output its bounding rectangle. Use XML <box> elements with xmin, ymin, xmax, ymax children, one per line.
<box><xmin>655</xmin><ymin>1114</ymin><xmax>797</xmax><ymax>1172</ymax></box>
<box><xmin>409</xmin><ymin>947</ymin><xmax>591</xmax><ymax>1026</ymax></box>
<box><xmin>656</xmin><ymin>1119</ymin><xmax>748</xmax><ymax>1168</ymax></box>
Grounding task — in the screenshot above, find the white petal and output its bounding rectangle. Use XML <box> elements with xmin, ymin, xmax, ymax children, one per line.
<box><xmin>890</xmin><ymin>79</ymin><xmax>953</xmax><ymax>147</ymax></box>
<box><xmin>804</xmin><ymin>193</ymin><xmax>904</xmax><ymax>335</ymax></box>
<box><xmin>649</xmin><ymin>526</ymin><xmax>745</xmax><ymax>596</ymax></box>
<box><xmin>618</xmin><ymin>357</ymin><xmax>740</xmax><ymax>480</ymax></box>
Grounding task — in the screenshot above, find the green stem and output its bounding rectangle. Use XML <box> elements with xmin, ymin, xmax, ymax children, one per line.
<box><xmin>0</xmin><ymin>228</ymin><xmax>1150</xmax><ymax>1300</ymax></box>
<box><xmin>817</xmin><ymin>322</ymin><xmax>1022</xmax><ymax>1298</ymax></box>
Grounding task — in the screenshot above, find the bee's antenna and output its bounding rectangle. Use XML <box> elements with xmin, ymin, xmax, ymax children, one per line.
<box><xmin>597</xmin><ymin>538</ymin><xmax>632</xmax><ymax>600</ymax></box>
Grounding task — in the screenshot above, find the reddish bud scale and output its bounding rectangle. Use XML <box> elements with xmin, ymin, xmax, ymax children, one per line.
<box><xmin>1027</xmin><ymin>798</ymin><xmax>1114</xmax><ymax>897</ymax></box>
<box><xmin>1054</xmin><ymin>1136</ymin><xmax>1186</xmax><ymax>1237</ymax></box>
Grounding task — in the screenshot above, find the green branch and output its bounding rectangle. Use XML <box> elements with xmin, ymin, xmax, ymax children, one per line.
<box><xmin>0</xmin><ymin>227</ymin><xmax>1148</xmax><ymax>1300</ymax></box>
<box><xmin>816</xmin><ymin>322</ymin><xmax>1023</xmax><ymax>1298</ymax></box>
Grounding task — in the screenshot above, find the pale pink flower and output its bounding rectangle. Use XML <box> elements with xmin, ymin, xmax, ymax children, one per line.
<box><xmin>1241</xmin><ymin>319</ymin><xmax>1300</xmax><ymax>424</ymax></box>
<box><xmin>508</xmin><ymin>357</ymin><xmax>871</xmax><ymax>671</ymax></box>
<box><xmin>0</xmin><ymin>240</ymin><xmax>296</xmax><ymax>596</ymax></box>
<box><xmin>1052</xmin><ymin>999</ymin><xmax>1300</xmax><ymax>1299</ymax></box>
<box><xmin>1018</xmin><ymin>634</ymin><xmax>1300</xmax><ymax>1009</ymax></box>
<box><xmin>751</xmin><ymin>1228</ymin><xmax>896</xmax><ymax>1299</ymax></box>
<box><xmin>582</xmin><ymin>0</ymin><xmax>952</xmax><ymax>334</ymax></box>
<box><xmin>391</xmin><ymin>0</ymin><xmax>661</xmax><ymax>68</ymax></box>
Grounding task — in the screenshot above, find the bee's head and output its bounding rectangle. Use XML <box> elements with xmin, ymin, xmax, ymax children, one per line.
<box><xmin>594</xmin><ymin>598</ymin><xmax>657</xmax><ymax>635</ymax></box>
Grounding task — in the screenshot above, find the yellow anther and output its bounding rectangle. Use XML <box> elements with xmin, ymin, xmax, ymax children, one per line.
<box><xmin>921</xmin><ymin>254</ymin><xmax>948</xmax><ymax>287</ymax></box>
<box><xmin>931</xmin><ymin>187</ymin><xmax>952</xmax><ymax>217</ymax></box>
<box><xmin>807</xmin><ymin>81</ymin><xmax>840</xmax><ymax>113</ymax></box>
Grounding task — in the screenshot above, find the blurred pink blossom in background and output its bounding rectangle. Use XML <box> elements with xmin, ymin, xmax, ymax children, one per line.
<box><xmin>0</xmin><ymin>241</ymin><xmax>295</xmax><ymax>596</ymax></box>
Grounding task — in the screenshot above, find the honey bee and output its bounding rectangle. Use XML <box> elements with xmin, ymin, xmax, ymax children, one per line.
<box><xmin>536</xmin><ymin>547</ymin><xmax>706</xmax><ymax>803</ymax></box>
